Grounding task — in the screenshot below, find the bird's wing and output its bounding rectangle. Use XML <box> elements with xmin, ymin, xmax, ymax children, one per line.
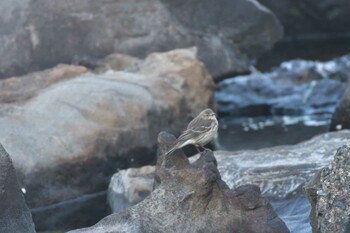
<box><xmin>187</xmin><ymin>116</ymin><xmax>212</xmax><ymax>131</ymax></box>
<box><xmin>177</xmin><ymin>119</ymin><xmax>212</xmax><ymax>143</ymax></box>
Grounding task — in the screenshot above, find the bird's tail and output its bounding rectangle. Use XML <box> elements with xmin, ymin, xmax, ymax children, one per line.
<box><xmin>165</xmin><ymin>146</ymin><xmax>177</xmax><ymax>156</ymax></box>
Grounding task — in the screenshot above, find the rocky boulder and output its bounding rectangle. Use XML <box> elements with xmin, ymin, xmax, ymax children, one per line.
<box><xmin>0</xmin><ymin>48</ymin><xmax>214</xmax><ymax>231</ymax></box>
<box><xmin>305</xmin><ymin>145</ymin><xmax>350</xmax><ymax>233</ymax></box>
<box><xmin>0</xmin><ymin>144</ymin><xmax>36</xmax><ymax>233</ymax></box>
<box><xmin>0</xmin><ymin>0</ymin><xmax>282</xmax><ymax>79</ymax></box>
<box><xmin>70</xmin><ymin>132</ymin><xmax>290</xmax><ymax>233</ymax></box>
<box><xmin>107</xmin><ymin>130</ymin><xmax>350</xmax><ymax>232</ymax></box>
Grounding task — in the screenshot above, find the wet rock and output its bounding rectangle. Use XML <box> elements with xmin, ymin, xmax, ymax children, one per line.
<box><xmin>0</xmin><ymin>0</ymin><xmax>282</xmax><ymax>79</ymax></box>
<box><xmin>0</xmin><ymin>144</ymin><xmax>36</xmax><ymax>233</ymax></box>
<box><xmin>330</xmin><ymin>79</ymin><xmax>350</xmax><ymax>131</ymax></box>
<box><xmin>0</xmin><ymin>48</ymin><xmax>214</xmax><ymax>231</ymax></box>
<box><xmin>305</xmin><ymin>145</ymin><xmax>350</xmax><ymax>233</ymax></box>
<box><xmin>257</xmin><ymin>0</ymin><xmax>350</xmax><ymax>36</ymax></box>
<box><xmin>70</xmin><ymin>132</ymin><xmax>289</xmax><ymax>233</ymax></box>
<box><xmin>216</xmin><ymin>55</ymin><xmax>350</xmax><ymax>118</ymax></box>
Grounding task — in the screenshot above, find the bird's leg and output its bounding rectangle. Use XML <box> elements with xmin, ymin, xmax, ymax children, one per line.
<box><xmin>195</xmin><ymin>146</ymin><xmax>202</xmax><ymax>153</ymax></box>
<box><xmin>200</xmin><ymin>146</ymin><xmax>207</xmax><ymax>151</ymax></box>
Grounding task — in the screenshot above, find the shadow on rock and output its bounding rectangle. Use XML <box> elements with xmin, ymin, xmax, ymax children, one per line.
<box><xmin>70</xmin><ymin>132</ymin><xmax>290</xmax><ymax>233</ymax></box>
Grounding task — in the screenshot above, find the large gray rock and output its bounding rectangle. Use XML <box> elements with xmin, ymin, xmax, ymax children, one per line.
<box><xmin>0</xmin><ymin>144</ymin><xmax>36</xmax><ymax>233</ymax></box>
<box><xmin>258</xmin><ymin>0</ymin><xmax>350</xmax><ymax>36</ymax></box>
<box><xmin>70</xmin><ymin>132</ymin><xmax>289</xmax><ymax>233</ymax></box>
<box><xmin>0</xmin><ymin>48</ymin><xmax>214</xmax><ymax>231</ymax></box>
<box><xmin>0</xmin><ymin>0</ymin><xmax>282</xmax><ymax>79</ymax></box>
<box><xmin>305</xmin><ymin>145</ymin><xmax>350</xmax><ymax>233</ymax></box>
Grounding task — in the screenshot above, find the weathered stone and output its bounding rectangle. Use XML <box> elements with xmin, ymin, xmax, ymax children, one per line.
<box><xmin>0</xmin><ymin>144</ymin><xmax>36</xmax><ymax>233</ymax></box>
<box><xmin>107</xmin><ymin>131</ymin><xmax>350</xmax><ymax>232</ymax></box>
<box><xmin>69</xmin><ymin>132</ymin><xmax>289</xmax><ymax>233</ymax></box>
<box><xmin>305</xmin><ymin>145</ymin><xmax>350</xmax><ymax>233</ymax></box>
<box><xmin>0</xmin><ymin>48</ymin><xmax>214</xmax><ymax>231</ymax></box>
<box><xmin>216</xmin><ymin>56</ymin><xmax>350</xmax><ymax>118</ymax></box>
<box><xmin>0</xmin><ymin>0</ymin><xmax>282</xmax><ymax>79</ymax></box>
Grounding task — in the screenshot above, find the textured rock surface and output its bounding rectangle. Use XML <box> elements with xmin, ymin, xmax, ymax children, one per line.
<box><xmin>258</xmin><ymin>0</ymin><xmax>350</xmax><ymax>36</ymax></box>
<box><xmin>108</xmin><ymin>130</ymin><xmax>350</xmax><ymax>214</ymax></box>
<box><xmin>70</xmin><ymin>132</ymin><xmax>289</xmax><ymax>233</ymax></box>
<box><xmin>107</xmin><ymin>131</ymin><xmax>350</xmax><ymax>232</ymax></box>
<box><xmin>216</xmin><ymin>55</ymin><xmax>350</xmax><ymax>118</ymax></box>
<box><xmin>0</xmin><ymin>0</ymin><xmax>282</xmax><ymax>79</ymax></box>
<box><xmin>305</xmin><ymin>145</ymin><xmax>350</xmax><ymax>233</ymax></box>
<box><xmin>0</xmin><ymin>144</ymin><xmax>36</xmax><ymax>233</ymax></box>
<box><xmin>0</xmin><ymin>48</ymin><xmax>214</xmax><ymax>231</ymax></box>
<box><xmin>330</xmin><ymin>78</ymin><xmax>350</xmax><ymax>131</ymax></box>
<box><xmin>213</xmin><ymin>131</ymin><xmax>350</xmax><ymax>198</ymax></box>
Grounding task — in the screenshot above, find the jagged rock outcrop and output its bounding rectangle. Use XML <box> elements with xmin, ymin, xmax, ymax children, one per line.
<box><xmin>107</xmin><ymin>131</ymin><xmax>350</xmax><ymax>232</ymax></box>
<box><xmin>70</xmin><ymin>132</ymin><xmax>290</xmax><ymax>233</ymax></box>
<box><xmin>0</xmin><ymin>48</ymin><xmax>214</xmax><ymax>231</ymax></box>
<box><xmin>305</xmin><ymin>145</ymin><xmax>350</xmax><ymax>233</ymax></box>
<box><xmin>0</xmin><ymin>144</ymin><xmax>36</xmax><ymax>233</ymax></box>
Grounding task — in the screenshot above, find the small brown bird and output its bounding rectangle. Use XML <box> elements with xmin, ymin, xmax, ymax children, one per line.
<box><xmin>166</xmin><ymin>108</ymin><xmax>218</xmax><ymax>155</ymax></box>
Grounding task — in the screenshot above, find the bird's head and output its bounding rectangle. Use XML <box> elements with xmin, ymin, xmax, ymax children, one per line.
<box><xmin>200</xmin><ymin>108</ymin><xmax>216</xmax><ymax>120</ymax></box>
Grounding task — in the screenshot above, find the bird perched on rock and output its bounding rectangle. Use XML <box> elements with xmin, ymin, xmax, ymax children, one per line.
<box><xmin>166</xmin><ymin>108</ymin><xmax>218</xmax><ymax>155</ymax></box>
